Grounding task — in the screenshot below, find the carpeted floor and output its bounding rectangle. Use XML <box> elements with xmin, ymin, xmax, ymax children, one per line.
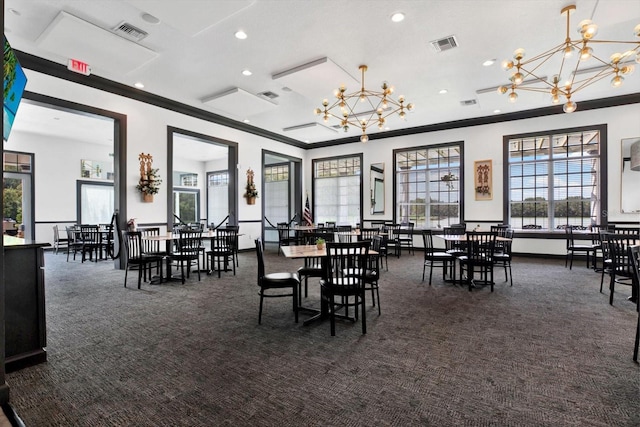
<box><xmin>5</xmin><ymin>246</ymin><xmax>640</xmax><ymax>426</ymax></box>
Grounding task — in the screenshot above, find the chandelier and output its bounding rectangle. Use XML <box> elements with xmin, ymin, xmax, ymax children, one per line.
<box><xmin>498</xmin><ymin>4</ymin><xmax>640</xmax><ymax>113</ymax></box>
<box><xmin>314</xmin><ymin>65</ymin><xmax>414</xmax><ymax>142</ymax></box>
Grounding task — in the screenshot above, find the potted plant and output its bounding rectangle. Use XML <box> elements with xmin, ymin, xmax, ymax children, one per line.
<box><xmin>136</xmin><ymin>167</ymin><xmax>162</xmax><ymax>202</ymax></box>
<box><xmin>243</xmin><ymin>168</ymin><xmax>259</xmax><ymax>205</ymax></box>
<box><xmin>316</xmin><ymin>237</ymin><xmax>326</xmax><ymax>250</ymax></box>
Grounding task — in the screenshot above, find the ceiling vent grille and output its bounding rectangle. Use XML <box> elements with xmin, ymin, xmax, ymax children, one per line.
<box><xmin>430</xmin><ymin>35</ymin><xmax>458</xmax><ymax>52</ymax></box>
<box><xmin>460</xmin><ymin>99</ymin><xmax>477</xmax><ymax>106</ymax></box>
<box><xmin>259</xmin><ymin>91</ymin><xmax>279</xmax><ymax>100</ymax></box>
<box><xmin>112</xmin><ymin>22</ymin><xmax>148</xmax><ymax>42</ymax></box>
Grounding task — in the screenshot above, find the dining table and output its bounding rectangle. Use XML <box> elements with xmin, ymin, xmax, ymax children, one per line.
<box><xmin>281</xmin><ymin>244</ymin><xmax>378</xmax><ymax>326</ymax></box>
<box><xmin>143</xmin><ymin>230</ymin><xmax>243</xmax><ymax>280</ymax></box>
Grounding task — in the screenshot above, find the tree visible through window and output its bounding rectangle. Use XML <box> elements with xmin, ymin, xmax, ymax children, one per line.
<box><xmin>505</xmin><ymin>125</ymin><xmax>606</xmax><ymax>229</ymax></box>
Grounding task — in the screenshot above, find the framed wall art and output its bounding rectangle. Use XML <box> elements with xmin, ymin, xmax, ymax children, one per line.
<box><xmin>474</xmin><ymin>159</ymin><xmax>492</xmax><ymax>201</ymax></box>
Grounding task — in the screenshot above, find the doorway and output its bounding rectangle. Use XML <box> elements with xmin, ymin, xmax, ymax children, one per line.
<box><xmin>3</xmin><ymin>151</ymin><xmax>33</xmax><ymax>240</ymax></box>
<box><xmin>262</xmin><ymin>151</ymin><xmax>302</xmax><ymax>242</ymax></box>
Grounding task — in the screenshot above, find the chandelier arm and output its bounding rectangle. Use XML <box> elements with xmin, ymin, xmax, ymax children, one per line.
<box><xmin>570</xmin><ymin>70</ymin><xmax>617</xmax><ymax>93</ymax></box>
<box><xmin>519</xmin><ymin>43</ymin><xmax>568</xmax><ymax>65</ymax></box>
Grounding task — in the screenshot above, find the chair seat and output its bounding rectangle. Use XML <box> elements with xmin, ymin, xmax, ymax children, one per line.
<box><xmin>264</xmin><ymin>272</ymin><xmax>300</xmax><ymax>287</ymax></box>
<box><xmin>430</xmin><ymin>251</ymin><xmax>455</xmax><ymax>259</ymax></box>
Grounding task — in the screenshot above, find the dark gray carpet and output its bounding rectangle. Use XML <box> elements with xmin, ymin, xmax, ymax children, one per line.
<box><xmin>5</xmin><ymin>247</ymin><xmax>639</xmax><ymax>426</ymax></box>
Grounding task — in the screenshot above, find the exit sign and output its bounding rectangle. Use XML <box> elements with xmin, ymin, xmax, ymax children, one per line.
<box><xmin>67</xmin><ymin>59</ymin><xmax>91</xmax><ymax>76</ymax></box>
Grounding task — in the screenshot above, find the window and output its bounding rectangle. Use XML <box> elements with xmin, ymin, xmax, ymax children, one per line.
<box><xmin>174</xmin><ymin>189</ymin><xmax>199</xmax><ymax>224</ymax></box>
<box><xmin>207</xmin><ymin>171</ymin><xmax>228</xmax><ymax>227</ymax></box>
<box><xmin>180</xmin><ymin>173</ymin><xmax>198</xmax><ymax>187</ymax></box>
<box><xmin>78</xmin><ymin>181</ymin><xmax>114</xmax><ymax>224</ymax></box>
<box><xmin>264</xmin><ymin>164</ymin><xmax>290</xmax><ymax>224</ymax></box>
<box><xmin>394</xmin><ymin>144</ymin><xmax>462</xmax><ymax>228</ymax></box>
<box><xmin>313</xmin><ymin>155</ymin><xmax>362</xmax><ymax>225</ymax></box>
<box><xmin>505</xmin><ymin>125</ymin><xmax>606</xmax><ymax>229</ymax></box>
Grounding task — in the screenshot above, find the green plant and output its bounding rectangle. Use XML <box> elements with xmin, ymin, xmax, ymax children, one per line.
<box><xmin>136</xmin><ymin>168</ymin><xmax>162</xmax><ymax>195</ymax></box>
<box><xmin>316</xmin><ymin>237</ymin><xmax>326</xmax><ymax>245</ymax></box>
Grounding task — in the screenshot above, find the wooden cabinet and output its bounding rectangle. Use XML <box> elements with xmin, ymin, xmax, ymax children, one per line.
<box><xmin>3</xmin><ymin>237</ymin><xmax>49</xmax><ymax>372</ymax></box>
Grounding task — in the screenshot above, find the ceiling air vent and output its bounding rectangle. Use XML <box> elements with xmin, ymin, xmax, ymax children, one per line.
<box><xmin>259</xmin><ymin>91</ymin><xmax>279</xmax><ymax>100</ymax></box>
<box><xmin>460</xmin><ymin>99</ymin><xmax>477</xmax><ymax>106</ymax></box>
<box><xmin>430</xmin><ymin>35</ymin><xmax>458</xmax><ymax>52</ymax></box>
<box><xmin>112</xmin><ymin>22</ymin><xmax>148</xmax><ymax>42</ymax></box>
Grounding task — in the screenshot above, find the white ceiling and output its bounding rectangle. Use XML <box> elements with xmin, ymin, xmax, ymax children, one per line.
<box><xmin>4</xmin><ymin>0</ymin><xmax>640</xmax><ymax>145</ymax></box>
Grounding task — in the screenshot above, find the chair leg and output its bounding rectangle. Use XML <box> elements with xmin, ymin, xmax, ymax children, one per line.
<box><xmin>375</xmin><ymin>285</ymin><xmax>381</xmax><ymax>315</ymax></box>
<box><xmin>137</xmin><ymin>264</ymin><xmax>143</xmax><ymax>289</ymax></box>
<box><xmin>293</xmin><ymin>285</ymin><xmax>299</xmax><ymax>323</ymax></box>
<box><xmin>258</xmin><ymin>291</ymin><xmax>264</xmax><ymax>324</ymax></box>
<box><xmin>329</xmin><ymin>296</ymin><xmax>336</xmax><ymax>336</ymax></box>
<box><xmin>124</xmin><ymin>264</ymin><xmax>128</xmax><ymax>288</ymax></box>
<box><xmin>609</xmin><ymin>275</ymin><xmax>615</xmax><ymax>305</ymax></box>
<box><xmin>360</xmin><ymin>292</ymin><xmax>367</xmax><ymax>334</ymax></box>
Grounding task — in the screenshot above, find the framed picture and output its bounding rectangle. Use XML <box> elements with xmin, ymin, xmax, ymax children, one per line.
<box><xmin>81</xmin><ymin>159</ymin><xmax>113</xmax><ymax>180</ymax></box>
<box><xmin>474</xmin><ymin>159</ymin><xmax>492</xmax><ymax>201</ymax></box>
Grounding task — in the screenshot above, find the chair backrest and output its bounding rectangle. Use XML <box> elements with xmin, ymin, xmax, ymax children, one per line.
<box><xmin>629</xmin><ymin>245</ymin><xmax>640</xmax><ymax>285</ymax></box>
<box><xmin>337</xmin><ymin>232</ymin><xmax>353</xmax><ymax>243</ymax></box>
<box><xmin>215</xmin><ymin>227</ymin><xmax>237</xmax><ymax>251</ymax></box>
<box><xmin>177</xmin><ymin>230</ymin><xmax>202</xmax><ymax>253</ymax></box>
<box><xmin>139</xmin><ymin>227</ymin><xmax>161</xmax><ymax>253</ymax></box>
<box><xmin>323</xmin><ymin>241</ymin><xmax>370</xmax><ymax>291</ymax></box>
<box><xmin>564</xmin><ymin>226</ymin><xmax>576</xmax><ymax>249</ymax></box>
<box><xmin>400</xmin><ymin>222</ymin><xmax>415</xmax><ymax>232</ymax></box>
<box><xmin>443</xmin><ymin>226</ymin><xmax>465</xmax><ymax>250</ymax></box>
<box><xmin>80</xmin><ymin>224</ymin><xmax>99</xmax><ymax>244</ymax></box>
<box><xmin>608</xmin><ymin>235</ymin><xmax>635</xmax><ymax>275</ymax></box>
<box><xmin>490</xmin><ymin>225</ymin><xmax>510</xmax><ymax>237</ymax></box>
<box><xmin>325</xmin><ymin>221</ymin><xmax>337</xmax><ymax>229</ymax></box>
<box><xmin>53</xmin><ymin>225</ymin><xmax>61</xmax><ymax>242</ymax></box>
<box><xmin>255</xmin><ymin>238</ymin><xmax>266</xmax><ymax>283</ymax></box>
<box><xmin>122</xmin><ymin>231</ymin><xmax>143</xmax><ymax>260</ymax></box>
<box><xmin>465</xmin><ymin>231</ymin><xmax>496</xmax><ymax>262</ymax></box>
<box><xmin>384</xmin><ymin>224</ymin><xmax>401</xmax><ymax>241</ymax></box>
<box><xmin>336</xmin><ymin>225</ymin><xmax>352</xmax><ymax>233</ymax></box>
<box><xmin>612</xmin><ymin>227</ymin><xmax>640</xmax><ymax>238</ymax></box>
<box><xmin>65</xmin><ymin>226</ymin><xmax>77</xmax><ymax>243</ymax></box>
<box><xmin>421</xmin><ymin>229</ymin><xmax>435</xmax><ymax>255</ymax></box>
<box><xmin>358</xmin><ymin>227</ymin><xmax>379</xmax><ymax>242</ymax></box>
<box><xmin>277</xmin><ymin>222</ymin><xmax>291</xmax><ymax>238</ymax></box>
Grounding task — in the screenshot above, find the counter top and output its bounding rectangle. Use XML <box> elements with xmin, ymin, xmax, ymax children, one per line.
<box><xmin>3</xmin><ymin>235</ymin><xmax>51</xmax><ymax>249</ymax></box>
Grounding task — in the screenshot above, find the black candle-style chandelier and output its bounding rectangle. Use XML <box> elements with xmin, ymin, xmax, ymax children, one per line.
<box><xmin>314</xmin><ymin>65</ymin><xmax>414</xmax><ymax>142</ymax></box>
<box><xmin>498</xmin><ymin>4</ymin><xmax>640</xmax><ymax>113</ymax></box>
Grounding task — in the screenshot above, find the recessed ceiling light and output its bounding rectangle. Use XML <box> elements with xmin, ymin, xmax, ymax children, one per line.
<box><xmin>439</xmin><ymin>89</ymin><xmax>448</xmax><ymax>94</ymax></box>
<box><xmin>391</xmin><ymin>12</ymin><xmax>405</xmax><ymax>22</ymax></box>
<box><xmin>493</xmin><ymin>109</ymin><xmax>501</xmax><ymax>113</ymax></box>
<box><xmin>235</xmin><ymin>30</ymin><xmax>247</xmax><ymax>40</ymax></box>
<box><xmin>243</xmin><ymin>119</ymin><xmax>250</xmax><ymax>123</ymax></box>
<box><xmin>242</xmin><ymin>69</ymin><xmax>252</xmax><ymax>76</ymax></box>
<box><xmin>134</xmin><ymin>82</ymin><xmax>145</xmax><ymax>89</ymax></box>
<box><xmin>483</xmin><ymin>59</ymin><xmax>496</xmax><ymax>67</ymax></box>
<box><xmin>282</xmin><ymin>87</ymin><xmax>292</xmax><ymax>92</ymax></box>
<box><xmin>141</xmin><ymin>12</ymin><xmax>160</xmax><ymax>24</ymax></box>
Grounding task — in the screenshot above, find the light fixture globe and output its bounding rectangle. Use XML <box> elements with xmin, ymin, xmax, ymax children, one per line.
<box><xmin>563</xmin><ymin>100</ymin><xmax>577</xmax><ymax>113</ymax></box>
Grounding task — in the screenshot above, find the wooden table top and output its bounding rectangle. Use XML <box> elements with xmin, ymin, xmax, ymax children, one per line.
<box><xmin>281</xmin><ymin>244</ymin><xmax>377</xmax><ymax>259</ymax></box>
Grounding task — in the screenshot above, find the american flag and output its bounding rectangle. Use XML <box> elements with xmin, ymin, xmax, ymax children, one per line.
<box><xmin>303</xmin><ymin>195</ymin><xmax>313</xmax><ymax>225</ymax></box>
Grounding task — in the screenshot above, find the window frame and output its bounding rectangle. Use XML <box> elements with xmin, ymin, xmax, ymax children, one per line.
<box><xmin>311</xmin><ymin>153</ymin><xmax>363</xmax><ymax>226</ymax></box>
<box><xmin>502</xmin><ymin>124</ymin><xmax>608</xmax><ymax>230</ymax></box>
<box><xmin>393</xmin><ymin>142</ymin><xmax>464</xmax><ymax>228</ymax></box>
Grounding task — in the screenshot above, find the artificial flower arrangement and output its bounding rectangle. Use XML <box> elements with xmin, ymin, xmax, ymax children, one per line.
<box><xmin>243</xmin><ymin>168</ymin><xmax>259</xmax><ymax>199</ymax></box>
<box><xmin>136</xmin><ymin>167</ymin><xmax>162</xmax><ymax>195</ymax></box>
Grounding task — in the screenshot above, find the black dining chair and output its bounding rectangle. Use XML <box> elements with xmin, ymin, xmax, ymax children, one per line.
<box><xmin>65</xmin><ymin>226</ymin><xmax>82</xmax><ymax>262</ymax></box>
<box><xmin>421</xmin><ymin>229</ymin><xmax>455</xmax><ymax>285</ymax></box>
<box><xmin>565</xmin><ymin>226</ymin><xmax>597</xmax><ymax>269</ymax></box>
<box><xmin>606</xmin><ymin>235</ymin><xmax>638</xmax><ymax>308</ymax></box>
<box><xmin>139</xmin><ymin>227</ymin><xmax>167</xmax><ymax>279</ymax></box>
<box><xmin>207</xmin><ymin>228</ymin><xmax>237</xmax><ymax>278</ymax></box>
<box><xmin>79</xmin><ymin>224</ymin><xmax>101</xmax><ymax>263</ymax></box>
<box><xmin>493</xmin><ymin>229</ymin><xmax>514</xmax><ymax>286</ymax></box>
<box><xmin>122</xmin><ymin>231</ymin><xmax>164</xmax><ymax>289</ymax></box>
<box><xmin>320</xmin><ymin>240</ymin><xmax>370</xmax><ymax>336</ymax></box>
<box><xmin>458</xmin><ymin>231</ymin><xmax>497</xmax><ymax>292</ymax></box>
<box><xmin>52</xmin><ymin>225</ymin><xmax>69</xmax><ymax>254</ymax></box>
<box><xmin>255</xmin><ymin>238</ymin><xmax>299</xmax><ymax>325</ymax></box>
<box><xmin>171</xmin><ymin>230</ymin><xmax>203</xmax><ymax>283</ymax></box>
<box><xmin>628</xmin><ymin>245</ymin><xmax>640</xmax><ymax>361</ymax></box>
<box><xmin>398</xmin><ymin>222</ymin><xmax>415</xmax><ymax>255</ymax></box>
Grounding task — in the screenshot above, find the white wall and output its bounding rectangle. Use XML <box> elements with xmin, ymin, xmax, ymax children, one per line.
<box><xmin>4</xmin><ymin>131</ymin><xmax>114</xmax><ymax>244</ymax></box>
<box><xmin>14</xmin><ymin>69</ymin><xmax>640</xmax><ymax>254</ymax></box>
